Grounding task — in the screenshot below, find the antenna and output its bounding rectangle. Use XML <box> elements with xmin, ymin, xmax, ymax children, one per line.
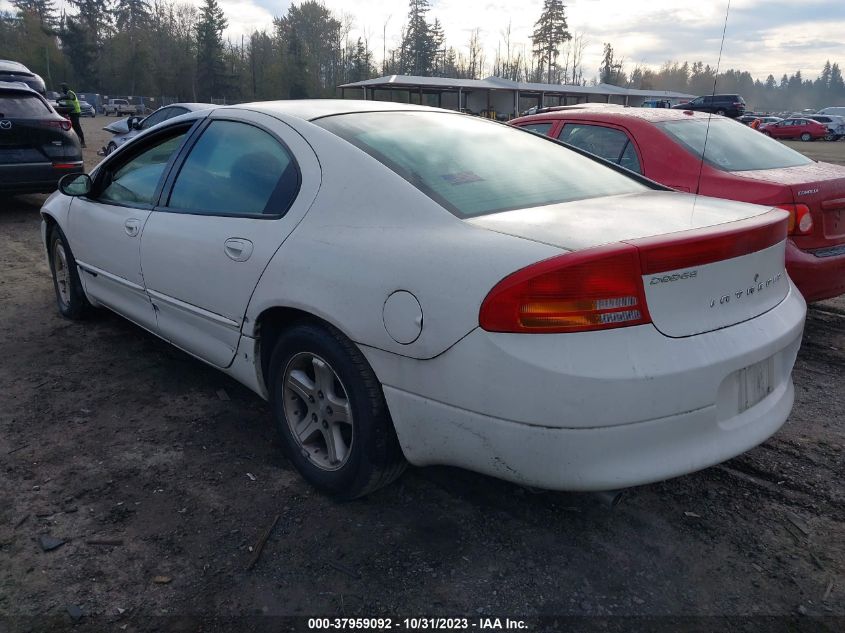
<box><xmin>694</xmin><ymin>0</ymin><xmax>732</xmax><ymax>197</ymax></box>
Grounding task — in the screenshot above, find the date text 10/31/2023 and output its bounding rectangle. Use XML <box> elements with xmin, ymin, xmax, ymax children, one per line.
<box><xmin>307</xmin><ymin>618</ymin><xmax>529</xmax><ymax>630</ymax></box>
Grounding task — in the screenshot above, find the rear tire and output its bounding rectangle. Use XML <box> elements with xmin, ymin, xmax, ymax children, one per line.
<box><xmin>48</xmin><ymin>225</ymin><xmax>91</xmax><ymax>320</ymax></box>
<box><xmin>800</xmin><ymin>132</ymin><xmax>812</xmax><ymax>142</ymax></box>
<box><xmin>268</xmin><ymin>323</ymin><xmax>406</xmax><ymax>499</ymax></box>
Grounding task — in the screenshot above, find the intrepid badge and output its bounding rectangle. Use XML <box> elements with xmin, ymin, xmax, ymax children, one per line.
<box><xmin>710</xmin><ymin>272</ymin><xmax>784</xmax><ymax>308</ymax></box>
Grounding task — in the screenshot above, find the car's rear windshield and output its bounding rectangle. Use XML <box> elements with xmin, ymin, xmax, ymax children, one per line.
<box><xmin>656</xmin><ymin>118</ymin><xmax>812</xmax><ymax>171</ymax></box>
<box><xmin>0</xmin><ymin>93</ymin><xmax>50</xmax><ymax>117</ymax></box>
<box><xmin>314</xmin><ymin>111</ymin><xmax>649</xmax><ymax>217</ymax></box>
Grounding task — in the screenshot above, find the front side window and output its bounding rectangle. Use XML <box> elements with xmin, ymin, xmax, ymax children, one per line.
<box><xmin>315</xmin><ymin>111</ymin><xmax>647</xmax><ymax>218</ymax></box>
<box><xmin>167</xmin><ymin>120</ymin><xmax>298</xmax><ymax>216</ymax></box>
<box><xmin>99</xmin><ymin>131</ymin><xmax>188</xmax><ymax>205</ymax></box>
<box><xmin>657</xmin><ymin>118</ymin><xmax>812</xmax><ymax>171</ymax></box>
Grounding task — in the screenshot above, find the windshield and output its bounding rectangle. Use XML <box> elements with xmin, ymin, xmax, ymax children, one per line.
<box><xmin>315</xmin><ymin>111</ymin><xmax>649</xmax><ymax>218</ymax></box>
<box><xmin>656</xmin><ymin>117</ymin><xmax>812</xmax><ymax>171</ymax></box>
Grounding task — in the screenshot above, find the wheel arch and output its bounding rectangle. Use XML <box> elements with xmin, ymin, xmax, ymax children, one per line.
<box><xmin>41</xmin><ymin>210</ymin><xmax>59</xmax><ymax>249</ymax></box>
<box><xmin>253</xmin><ymin>306</ymin><xmax>364</xmax><ymax>395</ymax></box>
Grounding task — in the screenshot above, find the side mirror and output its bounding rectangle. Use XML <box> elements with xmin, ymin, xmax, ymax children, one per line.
<box><xmin>59</xmin><ymin>173</ymin><xmax>93</xmax><ymax>197</ymax></box>
<box><xmin>129</xmin><ymin>116</ymin><xmax>142</xmax><ymax>130</ymax></box>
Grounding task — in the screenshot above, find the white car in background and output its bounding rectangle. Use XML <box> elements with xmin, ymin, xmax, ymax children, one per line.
<box><xmin>41</xmin><ymin>101</ymin><xmax>805</xmax><ymax>498</ymax></box>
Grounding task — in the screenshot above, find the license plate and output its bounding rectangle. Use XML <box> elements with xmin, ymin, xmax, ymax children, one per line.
<box><xmin>738</xmin><ymin>357</ymin><xmax>774</xmax><ymax>413</ymax></box>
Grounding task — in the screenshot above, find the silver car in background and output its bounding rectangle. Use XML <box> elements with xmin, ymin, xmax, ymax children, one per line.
<box><xmin>101</xmin><ymin>102</ymin><xmax>211</xmax><ymax>155</ymax></box>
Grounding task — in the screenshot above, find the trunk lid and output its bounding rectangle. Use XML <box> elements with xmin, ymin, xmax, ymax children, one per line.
<box><xmin>469</xmin><ymin>191</ymin><xmax>790</xmax><ymax>338</ymax></box>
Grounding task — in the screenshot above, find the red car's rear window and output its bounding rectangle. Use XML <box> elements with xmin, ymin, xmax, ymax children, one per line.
<box><xmin>656</xmin><ymin>118</ymin><xmax>812</xmax><ymax>171</ymax></box>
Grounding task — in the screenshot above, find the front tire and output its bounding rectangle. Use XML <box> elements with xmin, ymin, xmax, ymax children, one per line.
<box><xmin>48</xmin><ymin>225</ymin><xmax>91</xmax><ymax>320</ymax></box>
<box><xmin>716</xmin><ymin>109</ymin><xmax>726</xmax><ymax>116</ymax></box>
<box><xmin>105</xmin><ymin>141</ymin><xmax>117</xmax><ymax>155</ymax></box>
<box><xmin>268</xmin><ymin>323</ymin><xmax>406</xmax><ymax>499</ymax></box>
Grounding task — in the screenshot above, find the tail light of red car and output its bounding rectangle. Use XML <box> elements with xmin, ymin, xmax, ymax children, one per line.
<box><xmin>776</xmin><ymin>204</ymin><xmax>813</xmax><ymax>235</ymax></box>
<box><xmin>479</xmin><ymin>211</ymin><xmax>788</xmax><ymax>334</ymax></box>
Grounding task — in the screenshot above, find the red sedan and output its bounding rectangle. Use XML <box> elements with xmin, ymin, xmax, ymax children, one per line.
<box><xmin>759</xmin><ymin>117</ymin><xmax>828</xmax><ymax>141</ymax></box>
<box><xmin>510</xmin><ymin>107</ymin><xmax>845</xmax><ymax>302</ymax></box>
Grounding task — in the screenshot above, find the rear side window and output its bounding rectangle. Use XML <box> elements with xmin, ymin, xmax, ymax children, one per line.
<box><xmin>315</xmin><ymin>111</ymin><xmax>647</xmax><ymax>218</ymax></box>
<box><xmin>167</xmin><ymin>120</ymin><xmax>299</xmax><ymax>216</ymax></box>
<box><xmin>519</xmin><ymin>122</ymin><xmax>554</xmax><ymax>136</ymax></box>
<box><xmin>559</xmin><ymin>123</ymin><xmax>641</xmax><ymax>174</ymax></box>
<box><xmin>657</xmin><ymin>118</ymin><xmax>812</xmax><ymax>171</ymax></box>
<box><xmin>0</xmin><ymin>94</ymin><xmax>50</xmax><ymax>117</ymax></box>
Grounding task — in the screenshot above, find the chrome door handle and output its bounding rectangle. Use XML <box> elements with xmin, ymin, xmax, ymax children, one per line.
<box><xmin>124</xmin><ymin>218</ymin><xmax>141</xmax><ymax>237</ymax></box>
<box><xmin>224</xmin><ymin>238</ymin><xmax>254</xmax><ymax>262</ymax></box>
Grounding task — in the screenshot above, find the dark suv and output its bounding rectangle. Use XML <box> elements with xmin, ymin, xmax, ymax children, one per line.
<box><xmin>672</xmin><ymin>94</ymin><xmax>746</xmax><ymax>118</ymax></box>
<box><xmin>0</xmin><ymin>81</ymin><xmax>83</xmax><ymax>195</ymax></box>
<box><xmin>0</xmin><ymin>59</ymin><xmax>46</xmax><ymax>95</ymax></box>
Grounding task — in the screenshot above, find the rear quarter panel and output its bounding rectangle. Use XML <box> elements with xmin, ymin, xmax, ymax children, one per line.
<box><xmin>243</xmin><ymin>116</ymin><xmax>562</xmax><ymax>360</ymax></box>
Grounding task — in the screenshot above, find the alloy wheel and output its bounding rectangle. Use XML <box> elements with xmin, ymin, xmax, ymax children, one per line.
<box><xmin>282</xmin><ymin>352</ymin><xmax>354</xmax><ymax>471</ymax></box>
<box><xmin>52</xmin><ymin>240</ymin><xmax>71</xmax><ymax>308</ymax></box>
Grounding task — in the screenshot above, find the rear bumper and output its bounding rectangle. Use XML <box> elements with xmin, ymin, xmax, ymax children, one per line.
<box><xmin>0</xmin><ymin>162</ymin><xmax>83</xmax><ymax>194</ymax></box>
<box><xmin>787</xmin><ymin>239</ymin><xmax>845</xmax><ymax>302</ymax></box>
<box><xmin>384</xmin><ymin>377</ymin><xmax>794</xmax><ymax>491</ymax></box>
<box><xmin>366</xmin><ymin>283</ymin><xmax>806</xmax><ymax>490</ymax></box>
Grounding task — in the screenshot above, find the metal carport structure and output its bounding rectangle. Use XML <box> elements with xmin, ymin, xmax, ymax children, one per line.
<box><xmin>338</xmin><ymin>75</ymin><xmax>694</xmax><ymax>120</ymax></box>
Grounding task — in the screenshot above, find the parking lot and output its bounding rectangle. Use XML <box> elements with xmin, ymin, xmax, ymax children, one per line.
<box><xmin>1</xmin><ymin>118</ymin><xmax>843</xmax><ymax>629</ymax></box>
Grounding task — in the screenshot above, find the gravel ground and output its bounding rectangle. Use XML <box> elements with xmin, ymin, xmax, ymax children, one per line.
<box><xmin>1</xmin><ymin>118</ymin><xmax>843</xmax><ymax>632</ymax></box>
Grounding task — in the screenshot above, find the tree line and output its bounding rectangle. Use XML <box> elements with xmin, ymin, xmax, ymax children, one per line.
<box><xmin>600</xmin><ymin>44</ymin><xmax>845</xmax><ymax>112</ymax></box>
<box><xmin>1</xmin><ymin>0</ymin><xmax>842</xmax><ymax>112</ymax></box>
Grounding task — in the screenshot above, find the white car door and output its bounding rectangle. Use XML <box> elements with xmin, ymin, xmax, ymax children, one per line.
<box><xmin>67</xmin><ymin>124</ymin><xmax>195</xmax><ymax>332</ymax></box>
<box><xmin>139</xmin><ymin>108</ymin><xmax>321</xmax><ymax>368</ymax></box>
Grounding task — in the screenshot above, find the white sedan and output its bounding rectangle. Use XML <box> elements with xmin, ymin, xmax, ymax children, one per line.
<box><xmin>42</xmin><ymin>100</ymin><xmax>806</xmax><ymax>498</ymax></box>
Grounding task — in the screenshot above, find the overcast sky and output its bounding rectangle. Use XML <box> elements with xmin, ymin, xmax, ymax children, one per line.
<box><xmin>5</xmin><ymin>0</ymin><xmax>844</xmax><ymax>82</ymax></box>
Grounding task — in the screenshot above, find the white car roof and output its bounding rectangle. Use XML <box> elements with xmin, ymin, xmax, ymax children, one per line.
<box><xmin>232</xmin><ymin>99</ymin><xmax>451</xmax><ymax>122</ymax></box>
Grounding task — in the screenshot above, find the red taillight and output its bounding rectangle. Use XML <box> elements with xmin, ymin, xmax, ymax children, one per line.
<box><xmin>42</xmin><ymin>119</ymin><xmax>72</xmax><ymax>131</ymax></box>
<box><xmin>479</xmin><ymin>243</ymin><xmax>651</xmax><ymax>333</ymax></box>
<box><xmin>479</xmin><ymin>210</ymin><xmax>789</xmax><ymax>335</ymax></box>
<box><xmin>775</xmin><ymin>204</ymin><xmax>813</xmax><ymax>235</ymax></box>
<box><xmin>52</xmin><ymin>162</ymin><xmax>81</xmax><ymax>169</ymax></box>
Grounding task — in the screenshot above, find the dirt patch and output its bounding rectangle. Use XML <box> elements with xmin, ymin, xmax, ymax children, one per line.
<box><xmin>1</xmin><ymin>118</ymin><xmax>843</xmax><ymax>630</ymax></box>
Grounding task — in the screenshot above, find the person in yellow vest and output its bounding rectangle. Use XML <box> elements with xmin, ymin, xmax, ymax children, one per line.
<box><xmin>58</xmin><ymin>82</ymin><xmax>86</xmax><ymax>148</ymax></box>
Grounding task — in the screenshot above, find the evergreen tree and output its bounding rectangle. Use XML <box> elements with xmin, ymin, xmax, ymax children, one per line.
<box><xmin>195</xmin><ymin>0</ymin><xmax>227</xmax><ymax>99</ymax></box>
<box><xmin>61</xmin><ymin>14</ymin><xmax>99</xmax><ymax>87</ymax></box>
<box><xmin>399</xmin><ymin>0</ymin><xmax>440</xmax><ymax>75</ymax></box>
<box><xmin>275</xmin><ymin>1</ymin><xmax>342</xmax><ymax>96</ymax></box>
<box><xmin>113</xmin><ymin>0</ymin><xmax>151</xmax><ymax>94</ymax></box>
<box><xmin>348</xmin><ymin>37</ymin><xmax>373</xmax><ymax>83</ymax></box>
<box><xmin>531</xmin><ymin>0</ymin><xmax>570</xmax><ymax>83</ymax></box>
<box><xmin>599</xmin><ymin>43</ymin><xmax>625</xmax><ymax>86</ymax></box>
<box><xmin>11</xmin><ymin>0</ymin><xmax>57</xmax><ymax>31</ymax></box>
